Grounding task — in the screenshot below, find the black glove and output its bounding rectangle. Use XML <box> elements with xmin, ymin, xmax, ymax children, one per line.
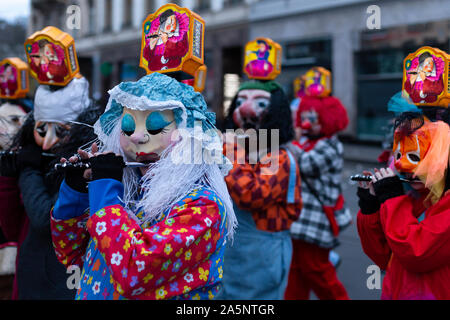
<box><xmin>0</xmin><ymin>151</ymin><xmax>18</xmax><ymax>177</ymax></box>
<box><xmin>16</xmin><ymin>144</ymin><xmax>43</xmax><ymax>172</ymax></box>
<box><xmin>90</xmin><ymin>153</ymin><xmax>125</xmax><ymax>182</ymax></box>
<box><xmin>357</xmin><ymin>187</ymin><xmax>380</xmax><ymax>215</ymax></box>
<box><xmin>64</xmin><ymin>161</ymin><xmax>89</xmax><ymax>193</ymax></box>
<box><xmin>373</xmin><ymin>176</ymin><xmax>404</xmax><ymax>204</ymax></box>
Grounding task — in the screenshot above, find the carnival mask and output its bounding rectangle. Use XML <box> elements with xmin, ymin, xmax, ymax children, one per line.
<box><xmin>299</xmin><ymin>110</ymin><xmax>321</xmax><ymax>136</ymax></box>
<box><xmin>232</xmin><ymin>89</ymin><xmax>270</xmax><ymax>129</ymax></box>
<box><xmin>392</xmin><ymin>121</ymin><xmax>432</xmax><ymax>175</ymax></box>
<box><xmin>0</xmin><ymin>103</ymin><xmax>27</xmax><ymax>150</ymax></box>
<box><xmin>119</xmin><ymin>108</ymin><xmax>177</xmax><ymax>165</ymax></box>
<box><xmin>34</xmin><ymin>121</ymin><xmax>71</xmax><ymax>151</ymax></box>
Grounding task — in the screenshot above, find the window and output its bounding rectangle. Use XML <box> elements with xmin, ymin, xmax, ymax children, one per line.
<box><xmin>88</xmin><ymin>0</ymin><xmax>96</xmax><ymax>35</ymax></box>
<box><xmin>123</xmin><ymin>0</ymin><xmax>132</xmax><ymax>29</ymax></box>
<box><xmin>104</xmin><ymin>0</ymin><xmax>112</xmax><ymax>32</ymax></box>
<box><xmin>223</xmin><ymin>0</ymin><xmax>244</xmax><ymax>8</ymax></box>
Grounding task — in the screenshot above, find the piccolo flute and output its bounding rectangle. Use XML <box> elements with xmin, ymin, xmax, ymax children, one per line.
<box><xmin>54</xmin><ymin>161</ymin><xmax>149</xmax><ymax>171</ymax></box>
<box><xmin>350</xmin><ymin>174</ymin><xmax>414</xmax><ymax>183</ymax></box>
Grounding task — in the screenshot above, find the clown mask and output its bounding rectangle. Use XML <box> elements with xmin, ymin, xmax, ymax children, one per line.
<box><xmin>119</xmin><ymin>108</ymin><xmax>177</xmax><ymax>175</ymax></box>
<box><xmin>299</xmin><ymin>110</ymin><xmax>321</xmax><ymax>137</ymax></box>
<box><xmin>233</xmin><ymin>89</ymin><xmax>270</xmax><ymax>129</ymax></box>
<box><xmin>0</xmin><ymin>103</ymin><xmax>27</xmax><ymax>150</ymax></box>
<box><xmin>392</xmin><ymin>122</ymin><xmax>432</xmax><ymax>189</ymax></box>
<box><xmin>34</xmin><ymin>121</ymin><xmax>71</xmax><ymax>151</ymax></box>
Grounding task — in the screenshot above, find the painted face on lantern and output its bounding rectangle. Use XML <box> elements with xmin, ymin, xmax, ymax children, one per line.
<box><xmin>162</xmin><ymin>14</ymin><xmax>177</xmax><ymax>34</ymax></box>
<box><xmin>34</xmin><ymin>121</ymin><xmax>71</xmax><ymax>151</ymax></box>
<box><xmin>422</xmin><ymin>57</ymin><xmax>434</xmax><ymax>74</ymax></box>
<box><xmin>233</xmin><ymin>89</ymin><xmax>270</xmax><ymax>129</ymax></box>
<box><xmin>392</xmin><ymin>125</ymin><xmax>432</xmax><ymax>189</ymax></box>
<box><xmin>119</xmin><ymin>108</ymin><xmax>177</xmax><ymax>173</ymax></box>
<box><xmin>0</xmin><ymin>103</ymin><xmax>27</xmax><ymax>150</ymax></box>
<box><xmin>300</xmin><ymin>110</ymin><xmax>321</xmax><ymax>136</ymax></box>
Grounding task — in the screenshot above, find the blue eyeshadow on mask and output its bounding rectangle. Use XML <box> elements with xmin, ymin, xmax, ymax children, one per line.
<box><xmin>121</xmin><ymin>113</ymin><xmax>136</xmax><ymax>134</ymax></box>
<box><xmin>146</xmin><ymin>112</ymin><xmax>173</xmax><ymax>131</ymax></box>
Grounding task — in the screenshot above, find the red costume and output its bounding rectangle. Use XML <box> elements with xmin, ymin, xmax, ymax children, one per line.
<box><xmin>357</xmin><ymin>116</ymin><xmax>450</xmax><ymax>300</ymax></box>
<box><xmin>357</xmin><ymin>191</ymin><xmax>450</xmax><ymax>299</ymax></box>
<box><xmin>285</xmin><ymin>94</ymin><xmax>351</xmax><ymax>300</ymax></box>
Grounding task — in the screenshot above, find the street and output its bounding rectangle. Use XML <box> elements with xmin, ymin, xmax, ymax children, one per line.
<box><xmin>334</xmin><ymin>158</ymin><xmax>383</xmax><ymax>300</ymax></box>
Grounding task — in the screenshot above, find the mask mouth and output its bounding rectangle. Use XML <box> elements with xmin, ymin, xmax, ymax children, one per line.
<box><xmin>398</xmin><ymin>172</ymin><xmax>422</xmax><ymax>183</ymax></box>
<box><xmin>242</xmin><ymin>119</ymin><xmax>258</xmax><ymax>130</ymax></box>
<box><xmin>136</xmin><ymin>152</ymin><xmax>160</xmax><ymax>164</ymax></box>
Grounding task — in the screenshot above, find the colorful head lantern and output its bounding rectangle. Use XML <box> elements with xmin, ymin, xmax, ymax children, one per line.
<box><xmin>140</xmin><ymin>3</ymin><xmax>206</xmax><ymax>92</ymax></box>
<box><xmin>0</xmin><ymin>58</ymin><xmax>29</xmax><ymax>99</ymax></box>
<box><xmin>402</xmin><ymin>46</ymin><xmax>449</xmax><ymax>108</ymax></box>
<box><xmin>243</xmin><ymin>37</ymin><xmax>282</xmax><ymax>80</ymax></box>
<box><xmin>392</xmin><ymin>116</ymin><xmax>449</xmax><ymax>204</ymax></box>
<box><xmin>304</xmin><ymin>66</ymin><xmax>331</xmax><ymax>98</ymax></box>
<box><xmin>24</xmin><ymin>26</ymin><xmax>80</xmax><ymax>86</ymax></box>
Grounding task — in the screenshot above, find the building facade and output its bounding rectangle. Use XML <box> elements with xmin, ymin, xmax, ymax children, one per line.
<box><xmin>249</xmin><ymin>0</ymin><xmax>450</xmax><ymax>140</ymax></box>
<box><xmin>29</xmin><ymin>0</ymin><xmax>255</xmax><ymax>125</ymax></box>
<box><xmin>29</xmin><ymin>0</ymin><xmax>450</xmax><ymax>138</ymax></box>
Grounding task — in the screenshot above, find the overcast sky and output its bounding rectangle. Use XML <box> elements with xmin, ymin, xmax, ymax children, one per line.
<box><xmin>0</xmin><ymin>0</ymin><xmax>30</xmax><ymax>21</ymax></box>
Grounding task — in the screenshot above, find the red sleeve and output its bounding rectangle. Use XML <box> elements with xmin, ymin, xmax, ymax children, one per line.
<box><xmin>50</xmin><ymin>210</ymin><xmax>91</xmax><ymax>269</ymax></box>
<box><xmin>86</xmin><ymin>195</ymin><xmax>223</xmax><ymax>300</ymax></box>
<box><xmin>379</xmin><ymin>193</ymin><xmax>450</xmax><ymax>273</ymax></box>
<box><xmin>0</xmin><ymin>176</ymin><xmax>26</xmax><ymax>242</ymax></box>
<box><xmin>357</xmin><ymin>210</ymin><xmax>392</xmax><ymax>270</ymax></box>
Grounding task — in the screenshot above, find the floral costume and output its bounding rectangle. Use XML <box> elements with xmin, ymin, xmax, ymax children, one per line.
<box><xmin>50</xmin><ymin>73</ymin><xmax>236</xmax><ymax>300</ymax></box>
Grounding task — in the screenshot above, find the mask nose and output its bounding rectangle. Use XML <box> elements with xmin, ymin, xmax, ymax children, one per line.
<box><xmin>301</xmin><ymin>120</ymin><xmax>311</xmax><ymax>130</ymax></box>
<box><xmin>394</xmin><ymin>155</ymin><xmax>416</xmax><ymax>173</ymax></box>
<box><xmin>238</xmin><ymin>101</ymin><xmax>256</xmax><ymax>119</ymax></box>
<box><xmin>42</xmin><ymin>127</ymin><xmax>59</xmax><ymax>151</ymax></box>
<box><xmin>130</xmin><ymin>132</ymin><xmax>150</xmax><ymax>145</ymax></box>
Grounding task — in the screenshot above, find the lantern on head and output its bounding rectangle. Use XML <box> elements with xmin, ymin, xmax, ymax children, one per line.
<box><xmin>0</xmin><ymin>57</ymin><xmax>29</xmax><ymax>99</ymax></box>
<box><xmin>140</xmin><ymin>3</ymin><xmax>206</xmax><ymax>91</ymax></box>
<box><xmin>402</xmin><ymin>46</ymin><xmax>450</xmax><ymax>109</ymax></box>
<box><xmin>243</xmin><ymin>37</ymin><xmax>282</xmax><ymax>81</ymax></box>
<box><xmin>304</xmin><ymin>66</ymin><xmax>331</xmax><ymax>97</ymax></box>
<box><xmin>24</xmin><ymin>26</ymin><xmax>80</xmax><ymax>86</ymax></box>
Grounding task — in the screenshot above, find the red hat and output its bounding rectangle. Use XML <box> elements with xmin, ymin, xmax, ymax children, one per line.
<box><xmin>297</xmin><ymin>95</ymin><xmax>349</xmax><ymax>137</ymax></box>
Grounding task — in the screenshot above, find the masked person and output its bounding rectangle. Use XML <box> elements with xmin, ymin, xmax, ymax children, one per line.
<box><xmin>0</xmin><ymin>58</ymin><xmax>33</xmax><ymax>300</ymax></box>
<box><xmin>50</xmin><ymin>71</ymin><xmax>236</xmax><ymax>300</ymax></box>
<box><xmin>285</xmin><ymin>67</ymin><xmax>352</xmax><ymax>300</ymax></box>
<box><xmin>218</xmin><ymin>38</ymin><xmax>302</xmax><ymax>300</ymax></box>
<box><xmin>0</xmin><ymin>28</ymin><xmax>99</xmax><ymax>300</ymax></box>
<box><xmin>356</xmin><ymin>47</ymin><xmax>450</xmax><ymax>300</ymax></box>
<box><xmin>50</xmin><ymin>5</ymin><xmax>236</xmax><ymax>300</ymax></box>
<box><xmin>356</xmin><ymin>115</ymin><xmax>450</xmax><ymax>299</ymax></box>
<box><xmin>0</xmin><ymin>100</ymin><xmax>31</xmax><ymax>300</ymax></box>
